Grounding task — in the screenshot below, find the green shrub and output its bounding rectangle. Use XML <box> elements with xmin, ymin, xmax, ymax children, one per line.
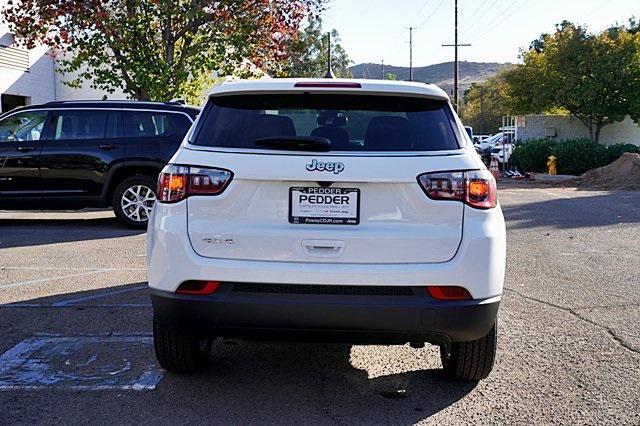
<box><xmin>511</xmin><ymin>139</ymin><xmax>557</xmax><ymax>172</ymax></box>
<box><xmin>553</xmin><ymin>138</ymin><xmax>608</xmax><ymax>175</ymax></box>
<box><xmin>513</xmin><ymin>139</ymin><xmax>640</xmax><ymax>175</ymax></box>
<box><xmin>606</xmin><ymin>143</ymin><xmax>640</xmax><ymax>164</ymax></box>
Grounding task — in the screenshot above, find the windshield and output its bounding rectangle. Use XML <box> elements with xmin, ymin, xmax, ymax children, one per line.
<box><xmin>191</xmin><ymin>94</ymin><xmax>460</xmax><ymax>152</ymax></box>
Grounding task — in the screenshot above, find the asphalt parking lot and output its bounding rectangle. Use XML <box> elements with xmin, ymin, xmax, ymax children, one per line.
<box><xmin>0</xmin><ymin>186</ymin><xmax>639</xmax><ymax>425</ymax></box>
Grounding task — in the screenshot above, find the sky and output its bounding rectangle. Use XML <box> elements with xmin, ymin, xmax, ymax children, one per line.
<box><xmin>322</xmin><ymin>0</ymin><xmax>639</xmax><ymax>67</ymax></box>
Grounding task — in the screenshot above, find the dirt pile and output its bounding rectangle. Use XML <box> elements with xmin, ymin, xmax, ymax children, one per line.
<box><xmin>579</xmin><ymin>152</ymin><xmax>640</xmax><ymax>190</ymax></box>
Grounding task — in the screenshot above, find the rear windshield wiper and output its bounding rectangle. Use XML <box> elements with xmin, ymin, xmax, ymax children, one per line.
<box><xmin>253</xmin><ymin>136</ymin><xmax>331</xmax><ymax>152</ymax></box>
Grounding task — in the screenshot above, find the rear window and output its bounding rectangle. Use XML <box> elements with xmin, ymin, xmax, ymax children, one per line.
<box><xmin>191</xmin><ymin>94</ymin><xmax>460</xmax><ymax>152</ymax></box>
<box><xmin>124</xmin><ymin>112</ymin><xmax>191</xmax><ymax>139</ymax></box>
<box><xmin>51</xmin><ymin>110</ymin><xmax>108</xmax><ymax>140</ymax></box>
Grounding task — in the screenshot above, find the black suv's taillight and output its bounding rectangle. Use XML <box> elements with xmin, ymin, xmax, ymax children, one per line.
<box><xmin>157</xmin><ymin>165</ymin><xmax>232</xmax><ymax>203</ymax></box>
<box><xmin>417</xmin><ymin>170</ymin><xmax>497</xmax><ymax>209</ymax></box>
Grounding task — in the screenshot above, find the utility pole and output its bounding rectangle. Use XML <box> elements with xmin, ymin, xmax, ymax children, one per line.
<box><xmin>442</xmin><ymin>0</ymin><xmax>470</xmax><ymax>110</ymax></box>
<box><xmin>381</xmin><ymin>60</ymin><xmax>384</xmax><ymax>79</ymax></box>
<box><xmin>405</xmin><ymin>27</ymin><xmax>415</xmax><ymax>81</ymax></box>
<box><xmin>324</xmin><ymin>32</ymin><xmax>335</xmax><ymax>78</ymax></box>
<box><xmin>480</xmin><ymin>85</ymin><xmax>485</xmax><ymax>133</ymax></box>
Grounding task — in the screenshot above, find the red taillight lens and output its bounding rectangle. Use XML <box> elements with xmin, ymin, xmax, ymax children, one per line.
<box><xmin>175</xmin><ymin>280</ymin><xmax>220</xmax><ymax>295</ymax></box>
<box><xmin>417</xmin><ymin>170</ymin><xmax>497</xmax><ymax>209</ymax></box>
<box><xmin>188</xmin><ymin>167</ymin><xmax>232</xmax><ymax>195</ymax></box>
<box><xmin>157</xmin><ymin>165</ymin><xmax>232</xmax><ymax>203</ymax></box>
<box><xmin>417</xmin><ymin>172</ymin><xmax>465</xmax><ymax>201</ymax></box>
<box><xmin>427</xmin><ymin>286</ymin><xmax>472</xmax><ymax>300</ymax></box>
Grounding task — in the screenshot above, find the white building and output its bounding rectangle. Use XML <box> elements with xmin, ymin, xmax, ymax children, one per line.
<box><xmin>0</xmin><ymin>2</ymin><xmax>126</xmax><ymax>113</ymax></box>
<box><xmin>516</xmin><ymin>115</ymin><xmax>640</xmax><ymax>146</ymax></box>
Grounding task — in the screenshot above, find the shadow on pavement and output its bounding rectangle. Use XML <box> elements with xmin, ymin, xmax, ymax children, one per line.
<box><xmin>0</xmin><ymin>283</ymin><xmax>476</xmax><ymax>423</ymax></box>
<box><xmin>502</xmin><ymin>191</ymin><xmax>640</xmax><ymax>230</ymax></box>
<box><xmin>0</xmin><ymin>217</ymin><xmax>143</xmax><ymax>249</ymax></box>
<box><xmin>180</xmin><ymin>342</ymin><xmax>477</xmax><ymax>423</ymax></box>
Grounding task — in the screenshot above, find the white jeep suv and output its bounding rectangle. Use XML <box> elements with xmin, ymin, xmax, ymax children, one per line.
<box><xmin>147</xmin><ymin>79</ymin><xmax>506</xmax><ymax>381</ymax></box>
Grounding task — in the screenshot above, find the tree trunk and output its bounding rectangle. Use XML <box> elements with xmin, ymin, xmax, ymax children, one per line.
<box><xmin>577</xmin><ymin>115</ymin><xmax>607</xmax><ymax>143</ymax></box>
<box><xmin>587</xmin><ymin>120</ymin><xmax>595</xmax><ymax>142</ymax></box>
<box><xmin>594</xmin><ymin>122</ymin><xmax>604</xmax><ymax>143</ymax></box>
<box><xmin>133</xmin><ymin>87</ymin><xmax>151</xmax><ymax>101</ymax></box>
<box><xmin>163</xmin><ymin>6</ymin><xmax>174</xmax><ymax>64</ymax></box>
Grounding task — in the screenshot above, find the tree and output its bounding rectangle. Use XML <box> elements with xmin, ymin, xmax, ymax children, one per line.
<box><xmin>504</xmin><ymin>21</ymin><xmax>640</xmax><ymax>142</ymax></box>
<box><xmin>459</xmin><ymin>71</ymin><xmax>512</xmax><ymax>134</ymax></box>
<box><xmin>278</xmin><ymin>17</ymin><xmax>351</xmax><ymax>78</ymax></box>
<box><xmin>2</xmin><ymin>0</ymin><xmax>323</xmax><ymax>101</ymax></box>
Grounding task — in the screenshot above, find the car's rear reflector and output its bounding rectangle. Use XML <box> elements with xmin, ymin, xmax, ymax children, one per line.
<box><xmin>176</xmin><ymin>280</ymin><xmax>220</xmax><ymax>295</ymax></box>
<box><xmin>427</xmin><ymin>286</ymin><xmax>472</xmax><ymax>300</ymax></box>
<box><xmin>294</xmin><ymin>82</ymin><xmax>362</xmax><ymax>88</ymax></box>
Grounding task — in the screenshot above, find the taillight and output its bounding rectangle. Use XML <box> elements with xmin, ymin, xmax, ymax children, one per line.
<box><xmin>427</xmin><ymin>286</ymin><xmax>472</xmax><ymax>300</ymax></box>
<box><xmin>176</xmin><ymin>280</ymin><xmax>220</xmax><ymax>295</ymax></box>
<box><xmin>157</xmin><ymin>165</ymin><xmax>232</xmax><ymax>203</ymax></box>
<box><xmin>465</xmin><ymin>173</ymin><xmax>496</xmax><ymax>209</ymax></box>
<box><xmin>417</xmin><ymin>170</ymin><xmax>497</xmax><ymax>209</ymax></box>
<box><xmin>158</xmin><ymin>165</ymin><xmax>188</xmax><ymax>202</ymax></box>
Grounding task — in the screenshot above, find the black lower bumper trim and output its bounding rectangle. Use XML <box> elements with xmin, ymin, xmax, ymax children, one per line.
<box><xmin>151</xmin><ymin>284</ymin><xmax>499</xmax><ymax>345</ymax></box>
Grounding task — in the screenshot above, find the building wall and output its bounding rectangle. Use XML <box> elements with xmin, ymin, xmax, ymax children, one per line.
<box><xmin>52</xmin><ymin>50</ymin><xmax>127</xmax><ymax>101</ymax></box>
<box><xmin>517</xmin><ymin>114</ymin><xmax>640</xmax><ymax>146</ymax></box>
<box><xmin>0</xmin><ymin>3</ymin><xmax>55</xmax><ymax>110</ymax></box>
<box><xmin>0</xmin><ymin>35</ymin><xmax>56</xmax><ymax>110</ymax></box>
<box><xmin>1</xmin><ymin>1</ymin><xmax>127</xmax><ymax>112</ymax></box>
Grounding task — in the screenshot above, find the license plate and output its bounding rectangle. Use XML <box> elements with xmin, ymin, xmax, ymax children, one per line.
<box><xmin>289</xmin><ymin>187</ymin><xmax>360</xmax><ymax>225</ymax></box>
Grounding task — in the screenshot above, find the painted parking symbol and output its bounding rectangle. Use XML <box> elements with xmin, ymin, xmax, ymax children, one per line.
<box><xmin>0</xmin><ymin>336</ymin><xmax>163</xmax><ymax>390</ymax></box>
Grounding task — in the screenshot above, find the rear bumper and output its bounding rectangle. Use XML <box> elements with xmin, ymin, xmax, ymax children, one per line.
<box><xmin>147</xmin><ymin>201</ymin><xmax>506</xmax><ymax>300</ymax></box>
<box><xmin>151</xmin><ymin>284</ymin><xmax>500</xmax><ymax>344</ymax></box>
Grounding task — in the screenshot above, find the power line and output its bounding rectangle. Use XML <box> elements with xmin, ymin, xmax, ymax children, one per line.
<box><xmin>409</xmin><ymin>0</ymin><xmax>433</xmax><ymax>26</ymax></box>
<box><xmin>461</xmin><ymin>0</ymin><xmax>500</xmax><ymax>34</ymax></box>
<box><xmin>460</xmin><ymin>0</ymin><xmax>491</xmax><ymax>27</ymax></box>
<box><xmin>585</xmin><ymin>0</ymin><xmax>613</xmax><ymax>19</ymax></box>
<box><xmin>470</xmin><ymin>0</ymin><xmax>529</xmax><ymax>43</ymax></box>
<box><xmin>417</xmin><ymin>0</ymin><xmax>445</xmax><ymax>28</ymax></box>
<box><xmin>472</xmin><ymin>0</ymin><xmax>528</xmax><ymax>42</ymax></box>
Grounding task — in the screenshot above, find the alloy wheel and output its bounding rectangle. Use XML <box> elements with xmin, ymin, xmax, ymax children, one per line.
<box><xmin>120</xmin><ymin>184</ymin><xmax>156</xmax><ymax>222</ymax></box>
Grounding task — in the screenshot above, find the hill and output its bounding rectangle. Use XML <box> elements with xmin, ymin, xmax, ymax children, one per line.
<box><xmin>348</xmin><ymin>61</ymin><xmax>511</xmax><ymax>95</ymax></box>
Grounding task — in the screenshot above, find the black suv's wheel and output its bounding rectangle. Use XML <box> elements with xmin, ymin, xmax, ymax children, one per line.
<box><xmin>112</xmin><ymin>175</ymin><xmax>157</xmax><ymax>229</ymax></box>
<box><xmin>153</xmin><ymin>316</ymin><xmax>212</xmax><ymax>373</ymax></box>
<box><xmin>440</xmin><ymin>322</ymin><xmax>497</xmax><ymax>381</ymax></box>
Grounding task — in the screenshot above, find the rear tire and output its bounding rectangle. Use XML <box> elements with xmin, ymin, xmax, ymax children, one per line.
<box><xmin>153</xmin><ymin>316</ymin><xmax>212</xmax><ymax>373</ymax></box>
<box><xmin>112</xmin><ymin>175</ymin><xmax>157</xmax><ymax>229</ymax></box>
<box><xmin>440</xmin><ymin>322</ymin><xmax>497</xmax><ymax>381</ymax></box>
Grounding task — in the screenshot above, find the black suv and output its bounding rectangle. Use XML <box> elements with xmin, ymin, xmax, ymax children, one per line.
<box><xmin>0</xmin><ymin>101</ymin><xmax>199</xmax><ymax>228</ymax></box>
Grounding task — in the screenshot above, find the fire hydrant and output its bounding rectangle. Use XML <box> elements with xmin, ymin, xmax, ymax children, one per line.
<box><xmin>547</xmin><ymin>155</ymin><xmax>557</xmax><ymax>175</ymax></box>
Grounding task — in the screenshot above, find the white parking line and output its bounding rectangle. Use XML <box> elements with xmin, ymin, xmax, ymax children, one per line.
<box><xmin>0</xmin><ymin>267</ymin><xmax>146</xmax><ymax>271</ymax></box>
<box><xmin>52</xmin><ymin>284</ymin><xmax>148</xmax><ymax>306</ymax></box>
<box><xmin>4</xmin><ymin>304</ymin><xmax>152</xmax><ymax>308</ymax></box>
<box><xmin>0</xmin><ymin>270</ymin><xmax>109</xmax><ymax>290</ymax></box>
